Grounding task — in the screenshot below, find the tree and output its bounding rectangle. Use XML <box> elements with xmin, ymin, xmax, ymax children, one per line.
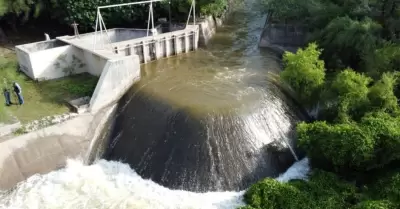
<box><xmin>0</xmin><ymin>0</ymin><xmax>47</xmax><ymax>40</ymax></box>
<box><xmin>367</xmin><ymin>72</ymin><xmax>399</xmax><ymax>113</ymax></box>
<box><xmin>361</xmin><ymin>112</ymin><xmax>400</xmax><ymax>167</ymax></box>
<box><xmin>363</xmin><ymin>43</ymin><xmax>400</xmax><ymax>79</ymax></box>
<box><xmin>241</xmin><ymin>169</ymin><xmax>358</xmax><ymax>209</ymax></box>
<box><xmin>280</xmin><ymin>42</ymin><xmax>326</xmax><ymax>108</ymax></box>
<box><xmin>297</xmin><ymin>121</ymin><xmax>375</xmax><ymax>174</ymax></box>
<box><xmin>323</xmin><ymin>69</ymin><xmax>371</xmax><ymax>122</ymax></box>
<box><xmin>315</xmin><ymin>16</ymin><xmax>382</xmax><ymax>70</ymax></box>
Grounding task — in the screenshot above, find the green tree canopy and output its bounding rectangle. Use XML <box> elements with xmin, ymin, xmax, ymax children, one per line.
<box><xmin>328</xmin><ymin>69</ymin><xmax>372</xmax><ymax>121</ymax></box>
<box><xmin>297</xmin><ymin>121</ymin><xmax>375</xmax><ymax>174</ymax></box>
<box><xmin>280</xmin><ymin>42</ymin><xmax>325</xmax><ymax>108</ymax></box>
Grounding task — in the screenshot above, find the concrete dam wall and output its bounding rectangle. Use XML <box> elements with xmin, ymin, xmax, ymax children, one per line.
<box><xmin>259</xmin><ymin>22</ymin><xmax>308</xmax><ymax>55</ymax></box>
<box><xmin>1</xmin><ymin>17</ymin><xmax>223</xmax><ymax>190</ymax></box>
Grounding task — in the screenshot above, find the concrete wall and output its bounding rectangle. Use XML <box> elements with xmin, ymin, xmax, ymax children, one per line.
<box><xmin>112</xmin><ymin>25</ymin><xmax>199</xmax><ymax>63</ymax></box>
<box><xmin>83</xmin><ymin>50</ymin><xmax>108</xmax><ymax>76</ymax></box>
<box><xmin>89</xmin><ymin>55</ymin><xmax>141</xmax><ymax>113</ymax></box>
<box><xmin>198</xmin><ymin>16</ymin><xmax>217</xmax><ymax>46</ymax></box>
<box><xmin>0</xmin><ymin>106</ymin><xmax>116</xmax><ymax>190</ymax></box>
<box><xmin>259</xmin><ymin>23</ymin><xmax>308</xmax><ymax>55</ymax></box>
<box><xmin>16</xmin><ymin>41</ymin><xmax>88</xmax><ymax>80</ymax></box>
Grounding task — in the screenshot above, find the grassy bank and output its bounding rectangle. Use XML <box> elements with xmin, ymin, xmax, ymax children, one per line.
<box><xmin>0</xmin><ymin>52</ymin><xmax>98</xmax><ymax>124</ymax></box>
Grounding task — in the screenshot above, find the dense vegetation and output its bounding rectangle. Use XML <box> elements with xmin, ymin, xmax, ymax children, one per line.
<box><xmin>242</xmin><ymin>0</ymin><xmax>400</xmax><ymax>208</ymax></box>
<box><xmin>0</xmin><ymin>0</ymin><xmax>231</xmax><ymax>37</ymax></box>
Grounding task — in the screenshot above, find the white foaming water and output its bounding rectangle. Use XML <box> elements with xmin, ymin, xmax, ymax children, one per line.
<box><xmin>0</xmin><ymin>158</ymin><xmax>309</xmax><ymax>209</ymax></box>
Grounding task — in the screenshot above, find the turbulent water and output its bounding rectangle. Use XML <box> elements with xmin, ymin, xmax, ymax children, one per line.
<box><xmin>103</xmin><ymin>0</ymin><xmax>306</xmax><ymax>192</ymax></box>
<box><xmin>0</xmin><ymin>158</ymin><xmax>310</xmax><ymax>209</ymax></box>
<box><xmin>0</xmin><ymin>0</ymin><xmax>311</xmax><ymax>208</ymax></box>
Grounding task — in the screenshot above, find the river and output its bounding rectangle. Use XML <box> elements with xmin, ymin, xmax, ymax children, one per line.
<box><xmin>103</xmin><ymin>0</ymin><xmax>305</xmax><ymax>192</ymax></box>
<box><xmin>0</xmin><ymin>0</ymin><xmax>310</xmax><ymax>208</ymax></box>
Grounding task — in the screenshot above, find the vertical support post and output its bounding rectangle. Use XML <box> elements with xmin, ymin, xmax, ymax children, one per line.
<box><xmin>186</xmin><ymin>2</ymin><xmax>193</xmax><ymax>27</ymax></box>
<box><xmin>151</xmin><ymin>1</ymin><xmax>155</xmax><ymax>35</ymax></box>
<box><xmin>185</xmin><ymin>32</ymin><xmax>189</xmax><ymax>53</ymax></box>
<box><xmin>147</xmin><ymin>4</ymin><xmax>151</xmax><ymax>36</ymax></box>
<box><xmin>99</xmin><ymin>13</ymin><xmax>112</xmax><ymax>50</ymax></box>
<box><xmin>99</xmin><ymin>12</ymin><xmax>104</xmax><ymax>49</ymax></box>
<box><xmin>93</xmin><ymin>9</ymin><xmax>99</xmax><ymax>50</ymax></box>
<box><xmin>168</xmin><ymin>1</ymin><xmax>172</xmax><ymax>32</ymax></box>
<box><xmin>193</xmin><ymin>0</ymin><xmax>196</xmax><ymax>25</ymax></box>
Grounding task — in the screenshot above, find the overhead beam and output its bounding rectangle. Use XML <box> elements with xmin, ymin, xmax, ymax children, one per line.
<box><xmin>97</xmin><ymin>0</ymin><xmax>163</xmax><ymax>10</ymax></box>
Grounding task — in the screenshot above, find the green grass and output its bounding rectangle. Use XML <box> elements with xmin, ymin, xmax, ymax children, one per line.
<box><xmin>0</xmin><ymin>53</ymin><xmax>98</xmax><ymax>124</ymax></box>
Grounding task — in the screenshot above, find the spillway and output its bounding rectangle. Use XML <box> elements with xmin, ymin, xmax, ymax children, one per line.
<box><xmin>102</xmin><ymin>0</ymin><xmax>306</xmax><ymax>192</ymax></box>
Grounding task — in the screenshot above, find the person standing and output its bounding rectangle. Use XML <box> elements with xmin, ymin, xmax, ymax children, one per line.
<box><xmin>3</xmin><ymin>88</ymin><xmax>11</xmax><ymax>106</ymax></box>
<box><xmin>13</xmin><ymin>82</ymin><xmax>24</xmax><ymax>105</ymax></box>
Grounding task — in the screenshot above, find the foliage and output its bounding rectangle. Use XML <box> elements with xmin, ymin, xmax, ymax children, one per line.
<box><xmin>351</xmin><ymin>200</ymin><xmax>396</xmax><ymax>209</ymax></box>
<box><xmin>371</xmin><ymin>172</ymin><xmax>400</xmax><ymax>204</ymax></box>
<box><xmin>364</xmin><ymin>43</ymin><xmax>400</xmax><ymax>79</ymax></box>
<box><xmin>315</xmin><ymin>16</ymin><xmax>382</xmax><ymax>70</ymax></box>
<box><xmin>326</xmin><ymin>69</ymin><xmax>371</xmax><ymax>121</ymax></box>
<box><xmin>280</xmin><ymin>43</ymin><xmax>325</xmax><ymax>107</ymax></box>
<box><xmin>242</xmin><ymin>1</ymin><xmax>400</xmax><ymax>209</ymax></box>
<box><xmin>297</xmin><ymin>121</ymin><xmax>375</xmax><ymax>174</ymax></box>
<box><xmin>241</xmin><ymin>170</ymin><xmax>358</xmax><ymax>209</ymax></box>
<box><xmin>367</xmin><ymin>73</ymin><xmax>399</xmax><ymax>114</ymax></box>
<box><xmin>199</xmin><ymin>0</ymin><xmax>227</xmax><ymax>17</ymax></box>
<box><xmin>360</xmin><ymin>112</ymin><xmax>400</xmax><ymax>168</ymax></box>
<box><xmin>0</xmin><ymin>0</ymin><xmax>47</xmax><ymax>20</ymax></box>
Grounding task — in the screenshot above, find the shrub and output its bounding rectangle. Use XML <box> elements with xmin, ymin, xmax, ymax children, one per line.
<box><xmin>297</xmin><ymin>121</ymin><xmax>375</xmax><ymax>174</ymax></box>
<box><xmin>280</xmin><ymin>43</ymin><xmax>325</xmax><ymax>108</ymax></box>
<box><xmin>242</xmin><ymin>170</ymin><xmax>358</xmax><ymax>209</ymax></box>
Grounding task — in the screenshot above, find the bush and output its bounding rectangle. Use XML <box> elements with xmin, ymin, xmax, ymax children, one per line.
<box><xmin>280</xmin><ymin>43</ymin><xmax>325</xmax><ymax>108</ymax></box>
<box><xmin>370</xmin><ymin>172</ymin><xmax>400</xmax><ymax>204</ymax></box>
<box><xmin>242</xmin><ymin>170</ymin><xmax>358</xmax><ymax>209</ymax></box>
<box><xmin>367</xmin><ymin>73</ymin><xmax>399</xmax><ymax>114</ymax></box>
<box><xmin>327</xmin><ymin>69</ymin><xmax>371</xmax><ymax>121</ymax></box>
<box><xmin>297</xmin><ymin>121</ymin><xmax>375</xmax><ymax>174</ymax></box>
<box><xmin>361</xmin><ymin>112</ymin><xmax>400</xmax><ymax>167</ymax></box>
<box><xmin>351</xmin><ymin>200</ymin><xmax>396</xmax><ymax>209</ymax></box>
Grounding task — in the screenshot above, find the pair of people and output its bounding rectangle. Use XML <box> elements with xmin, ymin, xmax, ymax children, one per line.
<box><xmin>3</xmin><ymin>82</ymin><xmax>24</xmax><ymax>106</ymax></box>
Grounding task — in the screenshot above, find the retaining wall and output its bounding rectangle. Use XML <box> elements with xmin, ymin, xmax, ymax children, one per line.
<box><xmin>0</xmin><ymin>106</ymin><xmax>115</xmax><ymax>190</ymax></box>
<box><xmin>89</xmin><ymin>55</ymin><xmax>140</xmax><ymax>113</ymax></box>
<box><xmin>259</xmin><ymin>23</ymin><xmax>308</xmax><ymax>55</ymax></box>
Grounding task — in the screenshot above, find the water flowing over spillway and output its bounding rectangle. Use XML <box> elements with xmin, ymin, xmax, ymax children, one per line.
<box><xmin>103</xmin><ymin>1</ymin><xmax>306</xmax><ymax>192</ymax></box>
<box><xmin>0</xmin><ymin>0</ymin><xmax>311</xmax><ymax>207</ymax></box>
<box><xmin>0</xmin><ymin>158</ymin><xmax>310</xmax><ymax>209</ymax></box>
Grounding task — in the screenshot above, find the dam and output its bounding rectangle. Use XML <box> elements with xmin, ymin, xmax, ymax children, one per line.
<box><xmin>0</xmin><ymin>0</ymin><xmax>310</xmax><ymax>208</ymax></box>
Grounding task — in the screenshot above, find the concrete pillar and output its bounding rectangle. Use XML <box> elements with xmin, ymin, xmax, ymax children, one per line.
<box><xmin>142</xmin><ymin>41</ymin><xmax>149</xmax><ymax>63</ymax></box>
<box><xmin>155</xmin><ymin>40</ymin><xmax>162</xmax><ymax>59</ymax></box>
<box><xmin>174</xmin><ymin>35</ymin><xmax>179</xmax><ymax>55</ymax></box>
<box><xmin>194</xmin><ymin>30</ymin><xmax>199</xmax><ymax>50</ymax></box>
<box><xmin>185</xmin><ymin>32</ymin><xmax>189</xmax><ymax>53</ymax></box>
<box><xmin>165</xmin><ymin>37</ymin><xmax>170</xmax><ymax>57</ymax></box>
<box><xmin>131</xmin><ymin>46</ymin><xmax>135</xmax><ymax>56</ymax></box>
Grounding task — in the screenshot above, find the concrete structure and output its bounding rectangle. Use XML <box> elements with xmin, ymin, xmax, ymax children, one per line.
<box><xmin>3</xmin><ymin>7</ymin><xmax>224</xmax><ymax>190</ymax></box>
<box><xmin>0</xmin><ymin>105</ymin><xmax>116</xmax><ymax>190</ymax></box>
<box><xmin>15</xmin><ymin>25</ymin><xmax>199</xmax><ymax>114</ymax></box>
<box><xmin>259</xmin><ymin>22</ymin><xmax>308</xmax><ymax>55</ymax></box>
